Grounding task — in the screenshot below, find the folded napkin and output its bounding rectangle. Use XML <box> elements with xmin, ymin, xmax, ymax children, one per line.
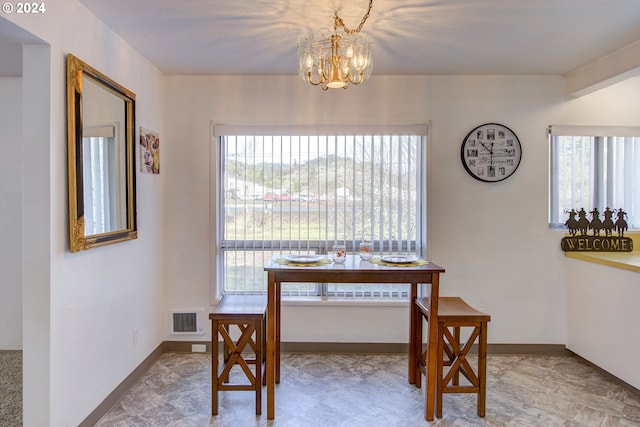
<box><xmin>368</xmin><ymin>257</ymin><xmax>430</xmax><ymax>267</ymax></box>
<box><xmin>275</xmin><ymin>258</ymin><xmax>332</xmax><ymax>267</ymax></box>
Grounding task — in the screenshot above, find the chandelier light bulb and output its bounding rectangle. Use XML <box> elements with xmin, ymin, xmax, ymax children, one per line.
<box><xmin>346</xmin><ymin>45</ymin><xmax>354</xmax><ymax>58</ymax></box>
<box><xmin>327</xmin><ymin>62</ymin><xmax>346</xmax><ymax>89</ymax></box>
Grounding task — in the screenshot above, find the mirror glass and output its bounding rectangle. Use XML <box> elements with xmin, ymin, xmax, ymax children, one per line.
<box><xmin>67</xmin><ymin>54</ymin><xmax>137</xmax><ymax>252</ymax></box>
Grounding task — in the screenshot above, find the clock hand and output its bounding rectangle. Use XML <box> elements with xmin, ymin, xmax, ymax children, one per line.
<box><xmin>478</xmin><ymin>141</ymin><xmax>492</xmax><ymax>153</ymax></box>
<box><xmin>490</xmin><ymin>142</ymin><xmax>494</xmax><ymax>165</ymax></box>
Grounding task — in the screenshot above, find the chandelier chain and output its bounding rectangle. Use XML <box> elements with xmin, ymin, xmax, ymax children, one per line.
<box><xmin>333</xmin><ymin>0</ymin><xmax>373</xmax><ymax>35</ymax></box>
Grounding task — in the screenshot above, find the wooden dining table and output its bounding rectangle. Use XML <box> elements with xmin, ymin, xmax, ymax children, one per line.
<box><xmin>264</xmin><ymin>254</ymin><xmax>445</xmax><ymax>420</ymax></box>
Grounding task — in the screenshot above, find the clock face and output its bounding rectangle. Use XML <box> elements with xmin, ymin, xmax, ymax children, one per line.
<box><xmin>460</xmin><ymin>123</ymin><xmax>522</xmax><ymax>182</ymax></box>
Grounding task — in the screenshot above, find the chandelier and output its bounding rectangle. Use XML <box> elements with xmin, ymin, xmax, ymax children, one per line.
<box><xmin>298</xmin><ymin>0</ymin><xmax>373</xmax><ymax>90</ymax></box>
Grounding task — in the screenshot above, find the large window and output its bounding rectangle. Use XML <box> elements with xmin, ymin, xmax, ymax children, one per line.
<box><xmin>214</xmin><ymin>125</ymin><xmax>428</xmax><ymax>299</ymax></box>
<box><xmin>549</xmin><ymin>125</ymin><xmax>640</xmax><ymax>229</ymax></box>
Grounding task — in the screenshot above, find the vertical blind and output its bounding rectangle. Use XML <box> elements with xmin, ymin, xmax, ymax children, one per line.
<box><xmin>549</xmin><ymin>125</ymin><xmax>640</xmax><ymax>229</ymax></box>
<box><xmin>82</xmin><ymin>125</ymin><xmax>118</xmax><ymax>234</ymax></box>
<box><xmin>214</xmin><ymin>125</ymin><xmax>428</xmax><ymax>298</ymax></box>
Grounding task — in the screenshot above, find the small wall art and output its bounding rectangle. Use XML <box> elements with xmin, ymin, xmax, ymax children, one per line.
<box><xmin>139</xmin><ymin>127</ymin><xmax>160</xmax><ymax>174</ymax></box>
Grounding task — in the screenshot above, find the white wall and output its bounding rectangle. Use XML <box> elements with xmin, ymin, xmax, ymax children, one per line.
<box><xmin>164</xmin><ymin>74</ymin><xmax>640</xmax><ymax>346</ymax></box>
<box><xmin>21</xmin><ymin>43</ymin><xmax>51</xmax><ymax>427</ymax></box>
<box><xmin>566</xmin><ymin>259</ymin><xmax>640</xmax><ymax>388</ymax></box>
<box><xmin>3</xmin><ymin>1</ymin><xmax>166</xmax><ymax>425</ymax></box>
<box><xmin>0</xmin><ymin>77</ymin><xmax>22</xmax><ymax>350</ymax></box>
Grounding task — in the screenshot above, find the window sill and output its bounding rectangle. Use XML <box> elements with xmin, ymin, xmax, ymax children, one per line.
<box><xmin>282</xmin><ymin>296</ymin><xmax>409</xmax><ymax>308</ymax></box>
<box><xmin>564</xmin><ymin>232</ymin><xmax>640</xmax><ymax>273</ymax></box>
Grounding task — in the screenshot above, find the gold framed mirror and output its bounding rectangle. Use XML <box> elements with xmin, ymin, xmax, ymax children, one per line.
<box><xmin>66</xmin><ymin>54</ymin><xmax>137</xmax><ymax>252</ymax></box>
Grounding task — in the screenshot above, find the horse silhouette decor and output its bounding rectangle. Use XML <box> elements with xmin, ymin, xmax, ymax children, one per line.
<box><xmin>561</xmin><ymin>207</ymin><xmax>633</xmax><ymax>252</ymax></box>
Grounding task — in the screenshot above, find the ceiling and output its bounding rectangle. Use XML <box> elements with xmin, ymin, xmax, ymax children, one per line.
<box><xmin>74</xmin><ymin>0</ymin><xmax>640</xmax><ymax>77</ymax></box>
<box><xmin>1</xmin><ymin>0</ymin><xmax>639</xmax><ymax>78</ymax></box>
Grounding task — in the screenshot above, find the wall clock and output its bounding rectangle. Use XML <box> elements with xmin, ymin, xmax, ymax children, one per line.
<box><xmin>460</xmin><ymin>123</ymin><xmax>522</xmax><ymax>182</ymax></box>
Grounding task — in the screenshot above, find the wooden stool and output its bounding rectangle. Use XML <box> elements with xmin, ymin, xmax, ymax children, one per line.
<box><xmin>415</xmin><ymin>296</ymin><xmax>490</xmax><ymax>418</ymax></box>
<box><xmin>209</xmin><ymin>295</ymin><xmax>267</xmax><ymax>416</ymax></box>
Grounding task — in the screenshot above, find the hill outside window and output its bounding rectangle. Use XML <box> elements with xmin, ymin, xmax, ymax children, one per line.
<box><xmin>213</xmin><ymin>124</ymin><xmax>428</xmax><ymax>300</ymax></box>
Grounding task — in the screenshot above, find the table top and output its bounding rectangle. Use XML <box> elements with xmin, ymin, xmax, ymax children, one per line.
<box><xmin>264</xmin><ymin>254</ymin><xmax>445</xmax><ymax>273</ymax></box>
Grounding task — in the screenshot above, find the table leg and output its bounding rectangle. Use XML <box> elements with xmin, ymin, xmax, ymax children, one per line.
<box><xmin>425</xmin><ymin>274</ymin><xmax>439</xmax><ymax>422</ymax></box>
<box><xmin>408</xmin><ymin>282</ymin><xmax>417</xmax><ymax>385</ymax></box>
<box><xmin>267</xmin><ymin>272</ymin><xmax>275</xmax><ymax>420</ymax></box>
<box><xmin>276</xmin><ymin>281</ymin><xmax>281</xmax><ymax>384</ymax></box>
<box><xmin>211</xmin><ymin>318</ymin><xmax>218</xmax><ymax>415</ymax></box>
<box><xmin>414</xmin><ymin>301</ymin><xmax>423</xmax><ymax>389</ymax></box>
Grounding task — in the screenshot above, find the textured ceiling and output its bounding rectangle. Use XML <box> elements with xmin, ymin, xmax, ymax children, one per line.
<box><xmin>2</xmin><ymin>0</ymin><xmax>640</xmax><ymax>78</ymax></box>
<box><xmin>76</xmin><ymin>0</ymin><xmax>640</xmax><ymax>76</ymax></box>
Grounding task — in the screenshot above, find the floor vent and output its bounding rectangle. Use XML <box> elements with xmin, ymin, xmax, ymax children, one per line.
<box><xmin>171</xmin><ymin>310</ymin><xmax>205</xmax><ymax>335</ymax></box>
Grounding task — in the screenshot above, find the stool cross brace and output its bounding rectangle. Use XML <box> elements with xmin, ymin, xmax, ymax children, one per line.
<box><xmin>441</xmin><ymin>325</ymin><xmax>481</xmax><ymax>392</ymax></box>
<box><xmin>218</xmin><ymin>321</ymin><xmax>259</xmax><ymax>387</ymax></box>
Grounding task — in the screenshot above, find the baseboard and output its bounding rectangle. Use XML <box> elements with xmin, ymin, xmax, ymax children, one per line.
<box><xmin>0</xmin><ymin>344</ymin><xmax>22</xmax><ymax>351</ymax></box>
<box><xmin>162</xmin><ymin>340</ymin><xmax>572</xmax><ymax>356</ymax></box>
<box><xmin>78</xmin><ymin>343</ymin><xmax>163</xmax><ymax>427</ymax></box>
<box><xmin>283</xmin><ymin>342</ymin><xmax>409</xmax><ymax>353</ymax></box>
<box><xmin>163</xmin><ymin>340</ymin><xmax>212</xmax><ymax>353</ymax></box>
<box><xmin>486</xmin><ymin>344</ymin><xmax>572</xmax><ymax>356</ymax></box>
<box><xmin>571</xmin><ymin>351</ymin><xmax>640</xmax><ymax>396</ymax></box>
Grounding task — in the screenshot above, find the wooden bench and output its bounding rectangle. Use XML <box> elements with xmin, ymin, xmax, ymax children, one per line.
<box><xmin>415</xmin><ymin>296</ymin><xmax>491</xmax><ymax>418</ymax></box>
<box><xmin>209</xmin><ymin>295</ymin><xmax>267</xmax><ymax>415</ymax></box>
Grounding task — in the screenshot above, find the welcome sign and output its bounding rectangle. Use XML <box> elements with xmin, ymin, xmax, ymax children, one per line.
<box><xmin>561</xmin><ymin>235</ymin><xmax>633</xmax><ymax>252</ymax></box>
<box><xmin>561</xmin><ymin>207</ymin><xmax>632</xmax><ymax>252</ymax></box>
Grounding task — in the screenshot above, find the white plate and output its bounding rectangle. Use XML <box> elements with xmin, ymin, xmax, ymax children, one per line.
<box><xmin>284</xmin><ymin>254</ymin><xmax>325</xmax><ymax>263</ymax></box>
<box><xmin>381</xmin><ymin>255</ymin><xmax>418</xmax><ymax>264</ymax></box>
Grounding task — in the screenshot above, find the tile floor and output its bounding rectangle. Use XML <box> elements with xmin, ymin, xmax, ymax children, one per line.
<box><xmin>96</xmin><ymin>352</ymin><xmax>640</xmax><ymax>427</ymax></box>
